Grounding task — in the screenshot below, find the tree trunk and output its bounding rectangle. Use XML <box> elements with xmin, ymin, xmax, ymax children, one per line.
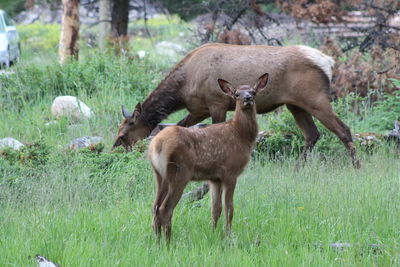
<box><xmin>111</xmin><ymin>0</ymin><xmax>129</xmax><ymax>54</ymax></box>
<box><xmin>99</xmin><ymin>0</ymin><xmax>111</xmax><ymax>50</ymax></box>
<box><xmin>59</xmin><ymin>0</ymin><xmax>80</xmax><ymax>64</ymax></box>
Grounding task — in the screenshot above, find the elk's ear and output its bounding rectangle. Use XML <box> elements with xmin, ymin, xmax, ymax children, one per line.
<box><xmin>254</xmin><ymin>73</ymin><xmax>269</xmax><ymax>92</ymax></box>
<box><xmin>122</xmin><ymin>105</ymin><xmax>131</xmax><ymax>118</ymax></box>
<box><xmin>218</xmin><ymin>79</ymin><xmax>235</xmax><ymax>97</ymax></box>
<box><xmin>133</xmin><ymin>102</ymin><xmax>142</xmax><ymax>117</ymax></box>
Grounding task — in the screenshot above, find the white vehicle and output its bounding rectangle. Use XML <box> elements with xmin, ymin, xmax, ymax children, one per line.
<box><xmin>0</xmin><ymin>10</ymin><xmax>20</xmax><ymax>68</ymax></box>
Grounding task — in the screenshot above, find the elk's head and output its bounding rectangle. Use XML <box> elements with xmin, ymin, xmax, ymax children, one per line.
<box><xmin>217</xmin><ymin>73</ymin><xmax>269</xmax><ymax>110</ymax></box>
<box><xmin>112</xmin><ymin>103</ymin><xmax>150</xmax><ymax>151</ymax></box>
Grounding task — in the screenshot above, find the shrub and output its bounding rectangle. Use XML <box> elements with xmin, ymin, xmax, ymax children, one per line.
<box><xmin>0</xmin><ymin>52</ymin><xmax>160</xmax><ymax>111</ymax></box>
<box><xmin>0</xmin><ymin>141</ymin><xmax>50</xmax><ymax>167</ymax></box>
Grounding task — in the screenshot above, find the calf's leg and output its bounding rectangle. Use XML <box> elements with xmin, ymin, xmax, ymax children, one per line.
<box><xmin>223</xmin><ymin>179</ymin><xmax>237</xmax><ymax>234</ymax></box>
<box><xmin>209</xmin><ymin>180</ymin><xmax>223</xmax><ymax>228</ymax></box>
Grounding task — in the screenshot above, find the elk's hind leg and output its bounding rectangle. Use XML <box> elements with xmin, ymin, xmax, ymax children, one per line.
<box><xmin>152</xmin><ymin>171</ymin><xmax>168</xmax><ymax>237</ymax></box>
<box><xmin>302</xmin><ymin>99</ymin><xmax>360</xmax><ymax>168</ymax></box>
<box><xmin>156</xmin><ymin>164</ymin><xmax>190</xmax><ymax>242</ymax></box>
<box><xmin>286</xmin><ymin>104</ymin><xmax>320</xmax><ymax>162</ymax></box>
<box><xmin>209</xmin><ymin>180</ymin><xmax>222</xmax><ymax>228</ymax></box>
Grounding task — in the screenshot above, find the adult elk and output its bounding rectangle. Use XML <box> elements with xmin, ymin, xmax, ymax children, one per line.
<box><xmin>149</xmin><ymin>73</ymin><xmax>269</xmax><ymax>241</ymax></box>
<box><xmin>113</xmin><ymin>43</ymin><xmax>360</xmax><ymax>168</ymax></box>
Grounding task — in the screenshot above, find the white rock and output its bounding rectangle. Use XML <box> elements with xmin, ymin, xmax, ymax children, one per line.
<box><xmin>36</xmin><ymin>255</ymin><xmax>58</xmax><ymax>267</ymax></box>
<box><xmin>0</xmin><ymin>137</ymin><xmax>24</xmax><ymax>150</ymax></box>
<box><xmin>137</xmin><ymin>50</ymin><xmax>146</xmax><ymax>59</ymax></box>
<box><xmin>51</xmin><ymin>96</ymin><xmax>93</xmax><ymax>122</ymax></box>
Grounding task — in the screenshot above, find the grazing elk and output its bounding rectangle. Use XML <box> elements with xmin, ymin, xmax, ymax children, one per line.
<box><xmin>113</xmin><ymin>43</ymin><xmax>360</xmax><ymax>168</ymax></box>
<box><xmin>149</xmin><ymin>73</ymin><xmax>269</xmax><ymax>241</ymax></box>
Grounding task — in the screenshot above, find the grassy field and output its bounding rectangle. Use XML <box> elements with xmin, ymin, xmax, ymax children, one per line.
<box><xmin>1</xmin><ymin>146</ymin><xmax>399</xmax><ymax>266</ymax></box>
<box><xmin>1</xmin><ymin>18</ymin><xmax>400</xmax><ymax>266</ymax></box>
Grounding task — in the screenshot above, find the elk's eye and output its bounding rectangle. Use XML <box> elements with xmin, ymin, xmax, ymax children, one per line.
<box><xmin>128</xmin><ymin>121</ymin><xmax>134</xmax><ymax>126</ymax></box>
<box><xmin>235</xmin><ymin>93</ymin><xmax>240</xmax><ymax>97</ymax></box>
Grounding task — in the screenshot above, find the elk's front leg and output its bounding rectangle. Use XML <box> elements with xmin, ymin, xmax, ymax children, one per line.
<box><xmin>177</xmin><ymin>113</ymin><xmax>209</xmax><ymax>127</ymax></box>
<box><xmin>209</xmin><ymin>180</ymin><xmax>222</xmax><ymax>228</ymax></box>
<box><xmin>223</xmin><ymin>179</ymin><xmax>237</xmax><ymax>234</ymax></box>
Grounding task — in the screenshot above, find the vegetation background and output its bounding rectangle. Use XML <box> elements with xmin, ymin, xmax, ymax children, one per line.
<box><xmin>0</xmin><ymin>0</ymin><xmax>399</xmax><ymax>266</ymax></box>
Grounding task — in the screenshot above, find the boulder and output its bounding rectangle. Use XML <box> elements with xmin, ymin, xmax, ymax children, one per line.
<box><xmin>51</xmin><ymin>96</ymin><xmax>93</xmax><ymax>122</ymax></box>
<box><xmin>0</xmin><ymin>137</ymin><xmax>24</xmax><ymax>150</ymax></box>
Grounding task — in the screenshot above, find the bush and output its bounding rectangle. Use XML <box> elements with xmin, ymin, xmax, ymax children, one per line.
<box><xmin>0</xmin><ymin>0</ymin><xmax>25</xmax><ymax>17</ymax></box>
<box><xmin>0</xmin><ymin>52</ymin><xmax>160</xmax><ymax>111</ymax></box>
<box><xmin>0</xmin><ymin>141</ymin><xmax>50</xmax><ymax>167</ymax></box>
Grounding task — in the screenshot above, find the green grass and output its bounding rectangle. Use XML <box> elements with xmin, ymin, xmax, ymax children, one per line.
<box><xmin>1</xmin><ymin>147</ymin><xmax>399</xmax><ymax>266</ymax></box>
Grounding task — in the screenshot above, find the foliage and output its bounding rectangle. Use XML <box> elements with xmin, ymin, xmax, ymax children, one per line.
<box><xmin>277</xmin><ymin>0</ymin><xmax>344</xmax><ymax>23</ymax></box>
<box><xmin>17</xmin><ymin>22</ymin><xmax>61</xmax><ymax>52</ymax></box>
<box><xmin>0</xmin><ymin>141</ymin><xmax>50</xmax><ymax>166</ymax></box>
<box><xmin>0</xmin><ymin>0</ymin><xmax>25</xmax><ymax>17</ymax></box>
<box><xmin>150</xmin><ymin>0</ymin><xmax>207</xmax><ymax>21</ymax></box>
<box><xmin>0</xmin><ymin>52</ymin><xmax>159</xmax><ymax>111</ymax></box>
<box><xmin>321</xmin><ymin>39</ymin><xmax>400</xmax><ymax>99</ymax></box>
<box><xmin>363</xmin><ymin>90</ymin><xmax>400</xmax><ymax>132</ymax></box>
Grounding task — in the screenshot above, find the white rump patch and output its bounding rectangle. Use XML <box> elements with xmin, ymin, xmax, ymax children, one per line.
<box><xmin>150</xmin><ymin>150</ymin><xmax>167</xmax><ymax>178</ymax></box>
<box><xmin>297</xmin><ymin>45</ymin><xmax>335</xmax><ymax>82</ymax></box>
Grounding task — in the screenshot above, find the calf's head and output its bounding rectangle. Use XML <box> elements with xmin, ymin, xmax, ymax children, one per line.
<box><xmin>217</xmin><ymin>73</ymin><xmax>269</xmax><ymax>110</ymax></box>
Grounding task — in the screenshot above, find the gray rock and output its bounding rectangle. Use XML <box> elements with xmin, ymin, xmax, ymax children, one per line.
<box><xmin>0</xmin><ymin>137</ymin><xmax>24</xmax><ymax>150</ymax></box>
<box><xmin>69</xmin><ymin>136</ymin><xmax>103</xmax><ymax>149</ymax></box>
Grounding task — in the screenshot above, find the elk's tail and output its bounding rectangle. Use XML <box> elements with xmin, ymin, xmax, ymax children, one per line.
<box><xmin>296</xmin><ymin>45</ymin><xmax>335</xmax><ymax>82</ymax></box>
<box><xmin>149</xmin><ymin>138</ymin><xmax>169</xmax><ymax>179</ymax></box>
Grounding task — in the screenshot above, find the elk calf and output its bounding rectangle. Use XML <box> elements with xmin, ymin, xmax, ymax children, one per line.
<box><xmin>148</xmin><ymin>73</ymin><xmax>269</xmax><ymax>241</ymax></box>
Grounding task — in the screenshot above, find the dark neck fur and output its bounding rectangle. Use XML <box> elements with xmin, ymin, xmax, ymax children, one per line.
<box><xmin>138</xmin><ymin>70</ymin><xmax>185</xmax><ymax>130</ymax></box>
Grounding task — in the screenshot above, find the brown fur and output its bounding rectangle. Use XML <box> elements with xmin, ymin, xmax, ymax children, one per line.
<box><xmin>148</xmin><ymin>74</ymin><xmax>269</xmax><ymax>241</ymax></box>
<box><xmin>114</xmin><ymin>43</ymin><xmax>360</xmax><ymax>168</ymax></box>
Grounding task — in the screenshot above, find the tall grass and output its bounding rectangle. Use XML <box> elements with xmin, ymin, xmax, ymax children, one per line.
<box><xmin>1</xmin><ymin>147</ymin><xmax>399</xmax><ymax>266</ymax></box>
